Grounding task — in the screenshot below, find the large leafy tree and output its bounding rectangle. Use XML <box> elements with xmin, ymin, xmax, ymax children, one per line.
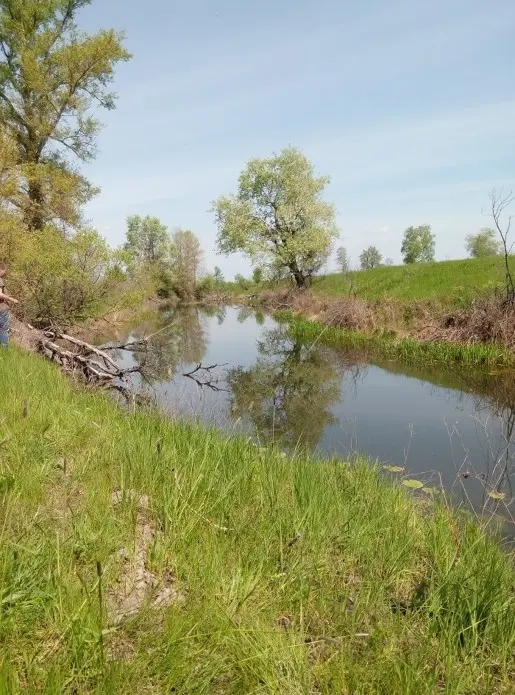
<box><xmin>359</xmin><ymin>246</ymin><xmax>382</xmax><ymax>270</ymax></box>
<box><xmin>465</xmin><ymin>228</ymin><xmax>502</xmax><ymax>258</ymax></box>
<box><xmin>213</xmin><ymin>147</ymin><xmax>338</xmax><ymax>288</ymax></box>
<box><xmin>0</xmin><ymin>0</ymin><xmax>130</xmax><ymax>230</ymax></box>
<box><xmin>124</xmin><ymin>215</ymin><xmax>170</xmax><ymax>264</ymax></box>
<box><xmin>169</xmin><ymin>228</ymin><xmax>203</xmax><ymax>299</ymax></box>
<box><xmin>401</xmin><ymin>225</ymin><xmax>435</xmax><ymax>264</ymax></box>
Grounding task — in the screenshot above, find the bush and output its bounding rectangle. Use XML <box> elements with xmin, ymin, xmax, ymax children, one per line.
<box><xmin>7</xmin><ymin>226</ymin><xmax>134</xmax><ymax>326</ymax></box>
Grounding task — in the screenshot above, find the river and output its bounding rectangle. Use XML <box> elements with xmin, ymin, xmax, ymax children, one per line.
<box><xmin>99</xmin><ymin>304</ymin><xmax>515</xmax><ymax>522</ymax></box>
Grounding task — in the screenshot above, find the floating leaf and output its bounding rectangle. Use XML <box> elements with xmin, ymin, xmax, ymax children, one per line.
<box><xmin>487</xmin><ymin>491</ymin><xmax>506</xmax><ymax>501</ymax></box>
<box><xmin>402</xmin><ymin>479</ymin><xmax>424</xmax><ymax>490</ymax></box>
<box><xmin>422</xmin><ymin>487</ymin><xmax>439</xmax><ymax>495</ymax></box>
<box><xmin>383</xmin><ymin>465</ymin><xmax>405</xmax><ymax>473</ymax></box>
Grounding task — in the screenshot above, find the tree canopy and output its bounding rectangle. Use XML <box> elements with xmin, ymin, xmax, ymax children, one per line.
<box><xmin>359</xmin><ymin>246</ymin><xmax>382</xmax><ymax>270</ymax></box>
<box><xmin>212</xmin><ymin>147</ymin><xmax>338</xmax><ymax>288</ymax></box>
<box><xmin>401</xmin><ymin>225</ymin><xmax>435</xmax><ymax>264</ymax></box>
<box><xmin>124</xmin><ymin>215</ymin><xmax>169</xmax><ymax>265</ymax></box>
<box><xmin>465</xmin><ymin>228</ymin><xmax>502</xmax><ymax>258</ymax></box>
<box><xmin>0</xmin><ymin>0</ymin><xmax>130</xmax><ymax>230</ymax></box>
<box><xmin>169</xmin><ymin>229</ymin><xmax>203</xmax><ymax>299</ymax></box>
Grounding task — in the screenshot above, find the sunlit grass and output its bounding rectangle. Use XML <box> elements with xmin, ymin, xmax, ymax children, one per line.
<box><xmin>312</xmin><ymin>256</ymin><xmax>515</xmax><ymax>304</ymax></box>
<box><xmin>0</xmin><ymin>347</ymin><xmax>514</xmax><ymax>692</ymax></box>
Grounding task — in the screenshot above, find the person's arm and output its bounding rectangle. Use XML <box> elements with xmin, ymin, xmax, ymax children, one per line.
<box><xmin>0</xmin><ymin>290</ymin><xmax>18</xmax><ymax>306</ymax></box>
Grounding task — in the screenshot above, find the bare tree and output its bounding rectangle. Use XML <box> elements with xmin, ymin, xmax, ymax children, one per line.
<box><xmin>486</xmin><ymin>189</ymin><xmax>514</xmax><ymax>301</ymax></box>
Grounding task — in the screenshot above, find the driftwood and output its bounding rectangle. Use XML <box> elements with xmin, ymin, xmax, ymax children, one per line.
<box><xmin>37</xmin><ymin>328</ymin><xmax>228</xmax><ymax>400</ymax></box>
<box><xmin>38</xmin><ymin>329</ymin><xmax>147</xmax><ymax>401</ymax></box>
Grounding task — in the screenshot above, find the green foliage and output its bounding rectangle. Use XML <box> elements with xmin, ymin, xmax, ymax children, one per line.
<box><xmin>401</xmin><ymin>225</ymin><xmax>435</xmax><ymax>264</ymax></box>
<box><xmin>1</xmin><ymin>347</ymin><xmax>514</xmax><ymax>692</ymax></box>
<box><xmin>252</xmin><ymin>266</ymin><xmax>263</xmax><ymax>284</ymax></box>
<box><xmin>213</xmin><ymin>265</ymin><xmax>224</xmax><ymax>284</ymax></box>
<box><xmin>195</xmin><ymin>273</ymin><xmax>217</xmax><ymax>297</ymax></box>
<box><xmin>234</xmin><ymin>273</ymin><xmax>250</xmax><ymax>289</ymax></box>
<box><xmin>360</xmin><ymin>245</ymin><xmax>382</xmax><ymax>269</ymax></box>
<box><xmin>0</xmin><ymin>0</ymin><xmax>130</xmax><ymax>230</ymax></box>
<box><xmin>124</xmin><ymin>215</ymin><xmax>170</xmax><ymax>265</ymax></box>
<box><xmin>466</xmin><ymin>228</ymin><xmax>502</xmax><ymax>258</ymax></box>
<box><xmin>213</xmin><ymin>147</ymin><xmax>338</xmax><ymax>288</ymax></box>
<box><xmin>336</xmin><ymin>245</ymin><xmax>349</xmax><ymax>272</ymax></box>
<box><xmin>169</xmin><ymin>229</ymin><xmax>202</xmax><ymax>299</ymax></box>
<box><xmin>9</xmin><ymin>225</ymin><xmax>128</xmax><ymax>325</ymax></box>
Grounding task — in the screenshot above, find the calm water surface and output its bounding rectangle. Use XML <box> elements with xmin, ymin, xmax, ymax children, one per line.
<box><xmin>102</xmin><ymin>305</ymin><xmax>515</xmax><ymax>518</ymax></box>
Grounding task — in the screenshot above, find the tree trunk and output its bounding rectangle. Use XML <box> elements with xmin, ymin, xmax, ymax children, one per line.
<box><xmin>292</xmin><ymin>269</ymin><xmax>311</xmax><ymax>289</ymax></box>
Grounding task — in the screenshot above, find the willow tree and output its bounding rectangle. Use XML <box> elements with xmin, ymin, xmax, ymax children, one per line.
<box><xmin>213</xmin><ymin>147</ymin><xmax>338</xmax><ymax>288</ymax></box>
<box><xmin>0</xmin><ymin>0</ymin><xmax>130</xmax><ymax>230</ymax></box>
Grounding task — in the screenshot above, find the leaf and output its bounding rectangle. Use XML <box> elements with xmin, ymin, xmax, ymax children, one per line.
<box><xmin>383</xmin><ymin>465</ymin><xmax>405</xmax><ymax>473</ymax></box>
<box><xmin>487</xmin><ymin>491</ymin><xmax>506</xmax><ymax>501</ymax></box>
<box><xmin>422</xmin><ymin>487</ymin><xmax>439</xmax><ymax>495</ymax></box>
<box><xmin>402</xmin><ymin>479</ymin><xmax>424</xmax><ymax>490</ymax></box>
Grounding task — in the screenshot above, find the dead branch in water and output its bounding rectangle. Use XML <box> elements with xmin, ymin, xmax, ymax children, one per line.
<box><xmin>37</xmin><ymin>329</ymin><xmax>148</xmax><ymax>402</ymax></box>
<box><xmin>183</xmin><ymin>362</ymin><xmax>228</xmax><ymax>392</ymax></box>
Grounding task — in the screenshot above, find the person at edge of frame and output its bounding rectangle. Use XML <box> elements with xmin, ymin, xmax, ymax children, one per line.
<box><xmin>0</xmin><ymin>262</ymin><xmax>19</xmax><ymax>347</ymax></box>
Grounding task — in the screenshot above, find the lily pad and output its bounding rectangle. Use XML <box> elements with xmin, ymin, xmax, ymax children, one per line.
<box><xmin>487</xmin><ymin>491</ymin><xmax>506</xmax><ymax>501</ymax></box>
<box><xmin>422</xmin><ymin>487</ymin><xmax>439</xmax><ymax>495</ymax></box>
<box><xmin>402</xmin><ymin>479</ymin><xmax>424</xmax><ymax>490</ymax></box>
<box><xmin>383</xmin><ymin>465</ymin><xmax>405</xmax><ymax>473</ymax></box>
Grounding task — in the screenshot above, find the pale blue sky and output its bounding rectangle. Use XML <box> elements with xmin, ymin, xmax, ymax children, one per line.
<box><xmin>80</xmin><ymin>0</ymin><xmax>515</xmax><ymax>276</ymax></box>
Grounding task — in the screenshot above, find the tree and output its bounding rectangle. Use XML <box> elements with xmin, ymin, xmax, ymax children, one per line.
<box><xmin>124</xmin><ymin>215</ymin><xmax>169</xmax><ymax>264</ymax></box>
<box><xmin>252</xmin><ymin>267</ymin><xmax>263</xmax><ymax>284</ymax></box>
<box><xmin>0</xmin><ymin>0</ymin><xmax>131</xmax><ymax>231</ymax></box>
<box><xmin>213</xmin><ymin>266</ymin><xmax>224</xmax><ymax>284</ymax></box>
<box><xmin>359</xmin><ymin>246</ymin><xmax>382</xmax><ymax>269</ymax></box>
<box><xmin>213</xmin><ymin>147</ymin><xmax>338</xmax><ymax>288</ymax></box>
<box><xmin>465</xmin><ymin>228</ymin><xmax>502</xmax><ymax>258</ymax></box>
<box><xmin>169</xmin><ymin>229</ymin><xmax>203</xmax><ymax>299</ymax></box>
<box><xmin>336</xmin><ymin>246</ymin><xmax>349</xmax><ymax>272</ymax></box>
<box><xmin>401</xmin><ymin>225</ymin><xmax>435</xmax><ymax>264</ymax></box>
<box><xmin>486</xmin><ymin>189</ymin><xmax>514</xmax><ymax>300</ymax></box>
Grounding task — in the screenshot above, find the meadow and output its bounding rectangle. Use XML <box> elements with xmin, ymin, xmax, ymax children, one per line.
<box><xmin>0</xmin><ymin>346</ymin><xmax>514</xmax><ymax>693</ymax></box>
<box><xmin>311</xmin><ymin>256</ymin><xmax>515</xmax><ymax>304</ymax></box>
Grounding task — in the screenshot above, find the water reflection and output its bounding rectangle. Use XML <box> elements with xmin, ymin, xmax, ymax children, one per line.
<box><xmin>106</xmin><ymin>306</ymin><xmax>208</xmax><ymax>382</ymax></box>
<box><xmin>106</xmin><ymin>305</ymin><xmax>514</xmax><ymax>520</ymax></box>
<box><xmin>227</xmin><ymin>327</ymin><xmax>344</xmax><ymax>449</ymax></box>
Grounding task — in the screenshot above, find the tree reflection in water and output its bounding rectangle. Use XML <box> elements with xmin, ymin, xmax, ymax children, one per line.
<box><xmin>109</xmin><ymin>306</ymin><xmax>208</xmax><ymax>383</ymax></box>
<box><xmin>227</xmin><ymin>326</ymin><xmax>345</xmax><ymax>450</ymax></box>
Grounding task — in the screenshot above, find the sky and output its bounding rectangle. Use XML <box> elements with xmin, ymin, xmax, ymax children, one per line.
<box><xmin>79</xmin><ymin>0</ymin><xmax>515</xmax><ymax>276</ymax></box>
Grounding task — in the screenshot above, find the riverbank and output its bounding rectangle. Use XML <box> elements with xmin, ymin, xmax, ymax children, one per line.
<box><xmin>224</xmin><ymin>287</ymin><xmax>515</xmax><ymax>368</ymax></box>
<box><xmin>1</xmin><ymin>346</ymin><xmax>514</xmax><ymax>692</ymax></box>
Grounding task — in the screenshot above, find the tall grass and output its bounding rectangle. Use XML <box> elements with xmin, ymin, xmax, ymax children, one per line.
<box><xmin>0</xmin><ymin>347</ymin><xmax>514</xmax><ymax>693</ymax></box>
<box><xmin>281</xmin><ymin>313</ymin><xmax>515</xmax><ymax>368</ymax></box>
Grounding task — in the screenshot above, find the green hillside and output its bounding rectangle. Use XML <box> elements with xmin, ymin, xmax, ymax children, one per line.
<box><xmin>313</xmin><ymin>257</ymin><xmax>513</xmax><ymax>303</ymax></box>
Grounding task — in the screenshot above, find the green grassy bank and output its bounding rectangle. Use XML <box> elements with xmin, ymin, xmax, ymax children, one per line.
<box><xmin>312</xmin><ymin>256</ymin><xmax>515</xmax><ymax>304</ymax></box>
<box><xmin>0</xmin><ymin>348</ymin><xmax>514</xmax><ymax>693</ymax></box>
<box><xmin>281</xmin><ymin>313</ymin><xmax>515</xmax><ymax>368</ymax></box>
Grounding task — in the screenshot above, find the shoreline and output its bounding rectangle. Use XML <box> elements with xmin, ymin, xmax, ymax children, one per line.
<box><xmin>211</xmin><ymin>288</ymin><xmax>515</xmax><ymax>368</ymax></box>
